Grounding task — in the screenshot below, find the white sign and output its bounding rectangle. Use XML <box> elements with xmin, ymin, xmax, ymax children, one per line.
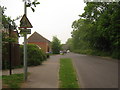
<box><xmin>20</xmin><ymin>29</ymin><xmax>31</xmax><ymax>34</ymax></box>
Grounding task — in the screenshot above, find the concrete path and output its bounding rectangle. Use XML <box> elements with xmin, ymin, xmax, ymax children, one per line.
<box><xmin>2</xmin><ymin>55</ymin><xmax>61</xmax><ymax>88</ymax></box>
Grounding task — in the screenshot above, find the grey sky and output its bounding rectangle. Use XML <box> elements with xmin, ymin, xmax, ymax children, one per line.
<box><xmin>1</xmin><ymin>0</ymin><xmax>86</xmax><ymax>44</ymax></box>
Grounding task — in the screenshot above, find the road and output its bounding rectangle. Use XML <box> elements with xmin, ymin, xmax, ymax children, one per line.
<box><xmin>63</xmin><ymin>53</ymin><xmax>118</xmax><ymax>88</ymax></box>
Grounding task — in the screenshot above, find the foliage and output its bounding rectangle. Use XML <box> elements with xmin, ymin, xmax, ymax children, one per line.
<box><xmin>46</xmin><ymin>53</ymin><xmax>50</xmax><ymax>58</ymax></box>
<box><xmin>2</xmin><ymin>6</ymin><xmax>18</xmax><ymax>43</ymax></box>
<box><xmin>65</xmin><ymin>38</ymin><xmax>73</xmax><ymax>51</ymax></box>
<box><xmin>69</xmin><ymin>2</ymin><xmax>120</xmax><ymax>59</ymax></box>
<box><xmin>20</xmin><ymin>44</ymin><xmax>47</xmax><ymax>66</ymax></box>
<box><xmin>24</xmin><ymin>0</ymin><xmax>40</xmax><ymax>12</ymax></box>
<box><xmin>2</xmin><ymin>43</ymin><xmax>9</xmax><ymax>70</ymax></box>
<box><xmin>2</xmin><ymin>73</ymin><xmax>24</xmax><ymax>88</ymax></box>
<box><xmin>59</xmin><ymin>58</ymin><xmax>79</xmax><ymax>88</ymax></box>
<box><xmin>2</xmin><ymin>6</ymin><xmax>17</xmax><ymax>29</ymax></box>
<box><xmin>51</xmin><ymin>36</ymin><xmax>61</xmax><ymax>54</ymax></box>
<box><xmin>2</xmin><ymin>44</ymin><xmax>48</xmax><ymax>70</ymax></box>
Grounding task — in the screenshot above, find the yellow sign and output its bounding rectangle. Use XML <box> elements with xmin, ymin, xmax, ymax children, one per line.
<box><xmin>19</xmin><ymin>14</ymin><xmax>33</xmax><ymax>28</ymax></box>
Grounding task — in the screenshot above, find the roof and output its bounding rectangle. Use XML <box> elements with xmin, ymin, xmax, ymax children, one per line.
<box><xmin>28</xmin><ymin>31</ymin><xmax>51</xmax><ymax>43</ymax></box>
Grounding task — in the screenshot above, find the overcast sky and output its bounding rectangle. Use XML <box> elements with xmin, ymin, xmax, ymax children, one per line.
<box><xmin>0</xmin><ymin>0</ymin><xmax>86</xmax><ymax>44</ymax></box>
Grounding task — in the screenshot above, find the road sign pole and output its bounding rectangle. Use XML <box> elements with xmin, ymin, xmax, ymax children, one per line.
<box><xmin>25</xmin><ymin>1</ymin><xmax>27</xmax><ymax>16</ymax></box>
<box><xmin>24</xmin><ymin>33</ymin><xmax>27</xmax><ymax>81</ymax></box>
<box><xmin>20</xmin><ymin>1</ymin><xmax>32</xmax><ymax>81</ymax></box>
<box><xmin>24</xmin><ymin>1</ymin><xmax>27</xmax><ymax>81</ymax></box>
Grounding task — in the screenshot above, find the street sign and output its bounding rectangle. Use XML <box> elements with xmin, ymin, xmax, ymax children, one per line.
<box><xmin>19</xmin><ymin>14</ymin><xmax>33</xmax><ymax>28</ymax></box>
<box><xmin>20</xmin><ymin>29</ymin><xmax>31</xmax><ymax>34</ymax></box>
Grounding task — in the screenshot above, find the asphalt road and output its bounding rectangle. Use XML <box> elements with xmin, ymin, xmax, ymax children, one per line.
<box><xmin>63</xmin><ymin>53</ymin><xmax>118</xmax><ymax>88</ymax></box>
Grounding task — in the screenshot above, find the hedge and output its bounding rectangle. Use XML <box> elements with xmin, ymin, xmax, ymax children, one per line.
<box><xmin>2</xmin><ymin>44</ymin><xmax>49</xmax><ymax>69</ymax></box>
<box><xmin>20</xmin><ymin>44</ymin><xmax>48</xmax><ymax>66</ymax></box>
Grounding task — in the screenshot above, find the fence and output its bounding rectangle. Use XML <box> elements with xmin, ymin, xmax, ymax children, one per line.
<box><xmin>2</xmin><ymin>43</ymin><xmax>21</xmax><ymax>69</ymax></box>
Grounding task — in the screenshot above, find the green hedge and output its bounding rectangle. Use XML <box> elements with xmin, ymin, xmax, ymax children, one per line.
<box><xmin>73</xmin><ymin>49</ymin><xmax>120</xmax><ymax>60</ymax></box>
<box><xmin>2</xmin><ymin>44</ymin><xmax>49</xmax><ymax>69</ymax></box>
<box><xmin>20</xmin><ymin>44</ymin><xmax>47</xmax><ymax>66</ymax></box>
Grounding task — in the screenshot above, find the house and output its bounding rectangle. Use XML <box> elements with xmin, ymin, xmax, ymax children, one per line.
<box><xmin>27</xmin><ymin>31</ymin><xmax>51</xmax><ymax>53</ymax></box>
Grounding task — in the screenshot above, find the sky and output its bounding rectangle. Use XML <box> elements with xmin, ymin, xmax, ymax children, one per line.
<box><xmin>0</xmin><ymin>0</ymin><xmax>86</xmax><ymax>44</ymax></box>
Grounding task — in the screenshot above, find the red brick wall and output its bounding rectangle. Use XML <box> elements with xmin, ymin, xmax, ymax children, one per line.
<box><xmin>28</xmin><ymin>42</ymin><xmax>48</xmax><ymax>53</ymax></box>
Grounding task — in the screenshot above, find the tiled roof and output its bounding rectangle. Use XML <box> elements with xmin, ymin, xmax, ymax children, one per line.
<box><xmin>28</xmin><ymin>31</ymin><xmax>51</xmax><ymax>43</ymax></box>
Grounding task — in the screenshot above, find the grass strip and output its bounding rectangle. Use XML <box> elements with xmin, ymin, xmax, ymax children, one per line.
<box><xmin>0</xmin><ymin>76</ymin><xmax>2</xmax><ymax>79</ymax></box>
<box><xmin>59</xmin><ymin>58</ymin><xmax>79</xmax><ymax>88</ymax></box>
<box><xmin>2</xmin><ymin>73</ymin><xmax>24</xmax><ymax>88</ymax></box>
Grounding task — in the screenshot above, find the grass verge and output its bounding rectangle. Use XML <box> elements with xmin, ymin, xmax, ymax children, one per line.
<box><xmin>2</xmin><ymin>73</ymin><xmax>24</xmax><ymax>88</ymax></box>
<box><xmin>59</xmin><ymin>58</ymin><xmax>79</xmax><ymax>88</ymax></box>
<box><xmin>0</xmin><ymin>76</ymin><xmax>2</xmax><ymax>79</ymax></box>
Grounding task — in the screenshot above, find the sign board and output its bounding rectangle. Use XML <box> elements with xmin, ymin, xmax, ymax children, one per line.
<box><xmin>20</xmin><ymin>29</ymin><xmax>31</xmax><ymax>34</ymax></box>
<box><xmin>19</xmin><ymin>14</ymin><xmax>33</xmax><ymax>28</ymax></box>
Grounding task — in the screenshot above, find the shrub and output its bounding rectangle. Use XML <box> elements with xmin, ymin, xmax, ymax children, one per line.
<box><xmin>20</xmin><ymin>44</ymin><xmax>47</xmax><ymax>66</ymax></box>
<box><xmin>2</xmin><ymin>43</ymin><xmax>9</xmax><ymax>69</ymax></box>
<box><xmin>2</xmin><ymin>60</ymin><xmax>9</xmax><ymax>70</ymax></box>
<box><xmin>112</xmin><ymin>49</ymin><xmax>120</xmax><ymax>60</ymax></box>
<box><xmin>46</xmin><ymin>53</ymin><xmax>50</xmax><ymax>58</ymax></box>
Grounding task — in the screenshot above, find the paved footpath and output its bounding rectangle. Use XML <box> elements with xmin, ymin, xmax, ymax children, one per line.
<box><xmin>2</xmin><ymin>55</ymin><xmax>61</xmax><ymax>88</ymax></box>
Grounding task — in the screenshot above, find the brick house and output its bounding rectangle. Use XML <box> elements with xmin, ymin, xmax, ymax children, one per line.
<box><xmin>27</xmin><ymin>31</ymin><xmax>51</xmax><ymax>53</ymax></box>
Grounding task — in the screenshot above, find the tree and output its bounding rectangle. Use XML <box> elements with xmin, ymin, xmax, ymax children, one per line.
<box><xmin>70</xmin><ymin>2</ymin><xmax>120</xmax><ymax>59</ymax></box>
<box><xmin>51</xmin><ymin>36</ymin><xmax>61</xmax><ymax>54</ymax></box>
<box><xmin>66</xmin><ymin>38</ymin><xmax>73</xmax><ymax>51</ymax></box>
<box><xmin>1</xmin><ymin>6</ymin><xmax>18</xmax><ymax>43</ymax></box>
<box><xmin>23</xmin><ymin>0</ymin><xmax>40</xmax><ymax>12</ymax></box>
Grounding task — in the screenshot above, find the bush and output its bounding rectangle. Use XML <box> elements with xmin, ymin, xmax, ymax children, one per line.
<box><xmin>46</xmin><ymin>53</ymin><xmax>50</xmax><ymax>58</ymax></box>
<box><xmin>2</xmin><ymin>60</ymin><xmax>9</xmax><ymax>70</ymax></box>
<box><xmin>2</xmin><ymin>43</ymin><xmax>9</xmax><ymax>70</ymax></box>
<box><xmin>73</xmin><ymin>48</ymin><xmax>120</xmax><ymax>60</ymax></box>
<box><xmin>112</xmin><ymin>49</ymin><xmax>120</xmax><ymax>60</ymax></box>
<box><xmin>20</xmin><ymin>44</ymin><xmax>47</xmax><ymax>66</ymax></box>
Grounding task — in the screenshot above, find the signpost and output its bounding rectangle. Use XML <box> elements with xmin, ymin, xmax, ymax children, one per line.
<box><xmin>20</xmin><ymin>29</ymin><xmax>31</xmax><ymax>34</ymax></box>
<box><xmin>19</xmin><ymin>14</ymin><xmax>33</xmax><ymax>28</ymax></box>
<box><xmin>19</xmin><ymin>1</ymin><xmax>33</xmax><ymax>81</ymax></box>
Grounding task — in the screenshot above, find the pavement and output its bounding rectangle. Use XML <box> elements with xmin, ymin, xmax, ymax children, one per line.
<box><xmin>2</xmin><ymin>55</ymin><xmax>61</xmax><ymax>88</ymax></box>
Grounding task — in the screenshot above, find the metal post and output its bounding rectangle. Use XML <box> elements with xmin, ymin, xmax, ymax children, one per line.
<box><xmin>24</xmin><ymin>1</ymin><xmax>27</xmax><ymax>81</ymax></box>
<box><xmin>9</xmin><ymin>24</ymin><xmax>12</xmax><ymax>75</ymax></box>
<box><xmin>25</xmin><ymin>1</ymin><xmax>27</xmax><ymax>16</ymax></box>
<box><xmin>24</xmin><ymin>33</ymin><xmax>27</xmax><ymax>81</ymax></box>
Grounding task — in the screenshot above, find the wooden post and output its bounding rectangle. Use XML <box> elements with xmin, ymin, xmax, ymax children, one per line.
<box><xmin>9</xmin><ymin>24</ymin><xmax>12</xmax><ymax>75</ymax></box>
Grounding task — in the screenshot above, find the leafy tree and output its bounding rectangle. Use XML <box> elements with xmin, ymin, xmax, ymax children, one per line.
<box><xmin>1</xmin><ymin>6</ymin><xmax>18</xmax><ymax>43</ymax></box>
<box><xmin>51</xmin><ymin>36</ymin><xmax>61</xmax><ymax>54</ymax></box>
<box><xmin>66</xmin><ymin>38</ymin><xmax>73</xmax><ymax>51</ymax></box>
<box><xmin>70</xmin><ymin>2</ymin><xmax>120</xmax><ymax>59</ymax></box>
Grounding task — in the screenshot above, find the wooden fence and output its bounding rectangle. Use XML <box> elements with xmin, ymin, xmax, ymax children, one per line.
<box><xmin>2</xmin><ymin>43</ymin><xmax>21</xmax><ymax>69</ymax></box>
